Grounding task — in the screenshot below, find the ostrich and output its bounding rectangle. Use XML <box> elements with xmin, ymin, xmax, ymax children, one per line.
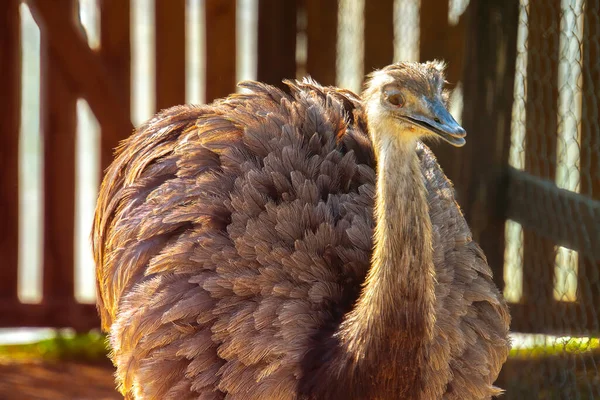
<box><xmin>93</xmin><ymin>61</ymin><xmax>510</xmax><ymax>399</ymax></box>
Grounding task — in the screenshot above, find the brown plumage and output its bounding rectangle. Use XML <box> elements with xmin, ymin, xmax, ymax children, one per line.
<box><xmin>93</xmin><ymin>61</ymin><xmax>510</xmax><ymax>400</ymax></box>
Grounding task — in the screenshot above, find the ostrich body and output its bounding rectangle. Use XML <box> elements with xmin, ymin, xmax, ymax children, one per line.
<box><xmin>93</xmin><ymin>61</ymin><xmax>510</xmax><ymax>399</ymax></box>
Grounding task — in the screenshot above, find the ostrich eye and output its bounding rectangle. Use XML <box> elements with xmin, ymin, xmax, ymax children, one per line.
<box><xmin>383</xmin><ymin>87</ymin><xmax>404</xmax><ymax>108</ymax></box>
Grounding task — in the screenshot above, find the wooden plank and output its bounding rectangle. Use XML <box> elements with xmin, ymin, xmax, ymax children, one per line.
<box><xmin>100</xmin><ymin>0</ymin><xmax>131</xmax><ymax>171</ymax></box>
<box><xmin>419</xmin><ymin>0</ymin><xmax>449</xmax><ymax>60</ymax></box>
<box><xmin>363</xmin><ymin>0</ymin><xmax>394</xmax><ymax>73</ymax></box>
<box><xmin>580</xmin><ymin>0</ymin><xmax>600</xmax><ymax>201</ymax></box>
<box><xmin>305</xmin><ymin>0</ymin><xmax>337</xmax><ymax>86</ymax></box>
<box><xmin>40</xmin><ymin>2</ymin><xmax>77</xmax><ymax>304</ymax></box>
<box><xmin>155</xmin><ymin>0</ymin><xmax>186</xmax><ymax>111</ymax></box>
<box><xmin>205</xmin><ymin>0</ymin><xmax>236</xmax><ymax>103</ymax></box>
<box><xmin>521</xmin><ymin>0</ymin><xmax>561</xmax><ymax>307</ymax></box>
<box><xmin>447</xmin><ymin>0</ymin><xmax>519</xmax><ymax>291</ymax></box>
<box><xmin>26</xmin><ymin>0</ymin><xmax>133</xmax><ymax>155</ymax></box>
<box><xmin>257</xmin><ymin>0</ymin><xmax>297</xmax><ymax>89</ymax></box>
<box><xmin>418</xmin><ymin>0</ymin><xmax>466</xmax><ymax>187</ymax></box>
<box><xmin>419</xmin><ymin>0</ymin><xmax>465</xmax><ymax>89</ymax></box>
<box><xmin>444</xmin><ymin>8</ymin><xmax>466</xmax><ymax>88</ymax></box>
<box><xmin>505</xmin><ymin>168</ymin><xmax>600</xmax><ymax>260</ymax></box>
<box><xmin>419</xmin><ymin>0</ymin><xmax>449</xmax><ymax>66</ymax></box>
<box><xmin>579</xmin><ymin>0</ymin><xmax>600</xmax><ymax>312</ymax></box>
<box><xmin>0</xmin><ymin>302</ymin><xmax>99</xmax><ymax>330</ymax></box>
<box><xmin>0</xmin><ymin>0</ymin><xmax>21</xmax><ymax>302</ymax></box>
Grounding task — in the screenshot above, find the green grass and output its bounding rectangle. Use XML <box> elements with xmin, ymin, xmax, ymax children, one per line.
<box><xmin>1</xmin><ymin>329</ymin><xmax>598</xmax><ymax>373</ymax></box>
<box><xmin>510</xmin><ymin>336</ymin><xmax>600</xmax><ymax>359</ymax></box>
<box><xmin>0</xmin><ymin>330</ymin><xmax>110</xmax><ymax>365</ymax></box>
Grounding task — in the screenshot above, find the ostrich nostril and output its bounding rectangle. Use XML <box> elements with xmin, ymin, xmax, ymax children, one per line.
<box><xmin>434</xmin><ymin>117</ymin><xmax>441</xmax><ymax>124</ymax></box>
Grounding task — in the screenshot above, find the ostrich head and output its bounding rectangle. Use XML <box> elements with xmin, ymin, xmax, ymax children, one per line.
<box><xmin>362</xmin><ymin>60</ymin><xmax>466</xmax><ymax>148</ymax></box>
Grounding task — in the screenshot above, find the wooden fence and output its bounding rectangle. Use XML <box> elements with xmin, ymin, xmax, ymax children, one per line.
<box><xmin>2</xmin><ymin>0</ymin><xmax>600</xmax><ymax>383</ymax></box>
<box><xmin>0</xmin><ymin>0</ymin><xmax>467</xmax><ymax>331</ymax></box>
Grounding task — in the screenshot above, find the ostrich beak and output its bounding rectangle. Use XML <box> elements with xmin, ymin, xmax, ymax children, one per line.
<box><xmin>402</xmin><ymin>100</ymin><xmax>467</xmax><ymax>147</ymax></box>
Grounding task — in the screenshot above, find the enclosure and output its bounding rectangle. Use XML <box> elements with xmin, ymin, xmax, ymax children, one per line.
<box><xmin>0</xmin><ymin>0</ymin><xmax>599</xmax><ymax>398</ymax></box>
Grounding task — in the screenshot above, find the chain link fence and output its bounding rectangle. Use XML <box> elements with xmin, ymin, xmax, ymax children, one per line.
<box><xmin>501</xmin><ymin>0</ymin><xmax>600</xmax><ymax>398</ymax></box>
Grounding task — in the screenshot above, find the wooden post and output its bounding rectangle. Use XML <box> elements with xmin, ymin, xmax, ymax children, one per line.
<box><xmin>257</xmin><ymin>0</ymin><xmax>297</xmax><ymax>89</ymax></box>
<box><xmin>419</xmin><ymin>0</ymin><xmax>449</xmax><ymax>61</ymax></box>
<box><xmin>578</xmin><ymin>0</ymin><xmax>600</xmax><ymax>320</ymax></box>
<box><xmin>155</xmin><ymin>0</ymin><xmax>186</xmax><ymax>111</ymax></box>
<box><xmin>419</xmin><ymin>0</ymin><xmax>465</xmax><ymax>88</ymax></box>
<box><xmin>418</xmin><ymin>0</ymin><xmax>466</xmax><ymax>187</ymax></box>
<box><xmin>305</xmin><ymin>0</ymin><xmax>337</xmax><ymax>86</ymax></box>
<box><xmin>458</xmin><ymin>0</ymin><xmax>520</xmax><ymax>291</ymax></box>
<box><xmin>580</xmin><ymin>0</ymin><xmax>600</xmax><ymax>201</ymax></box>
<box><xmin>205</xmin><ymin>0</ymin><xmax>236</xmax><ymax>103</ymax></box>
<box><xmin>363</xmin><ymin>0</ymin><xmax>394</xmax><ymax>74</ymax></box>
<box><xmin>100</xmin><ymin>0</ymin><xmax>131</xmax><ymax>171</ymax></box>
<box><xmin>0</xmin><ymin>0</ymin><xmax>21</xmax><ymax>303</ymax></box>
<box><xmin>521</xmin><ymin>0</ymin><xmax>561</xmax><ymax>311</ymax></box>
<box><xmin>40</xmin><ymin>0</ymin><xmax>77</xmax><ymax>305</ymax></box>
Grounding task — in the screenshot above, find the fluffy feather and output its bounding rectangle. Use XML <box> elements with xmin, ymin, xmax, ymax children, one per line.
<box><xmin>93</xmin><ymin>65</ymin><xmax>510</xmax><ymax>399</ymax></box>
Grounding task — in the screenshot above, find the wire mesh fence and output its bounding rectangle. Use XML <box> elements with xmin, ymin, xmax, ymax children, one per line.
<box><xmin>501</xmin><ymin>0</ymin><xmax>600</xmax><ymax>398</ymax></box>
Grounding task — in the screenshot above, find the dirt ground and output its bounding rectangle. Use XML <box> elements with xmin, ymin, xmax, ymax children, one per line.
<box><xmin>0</xmin><ymin>360</ymin><xmax>120</xmax><ymax>400</ymax></box>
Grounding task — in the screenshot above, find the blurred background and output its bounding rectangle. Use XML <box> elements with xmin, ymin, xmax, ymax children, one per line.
<box><xmin>0</xmin><ymin>0</ymin><xmax>598</xmax><ymax>398</ymax></box>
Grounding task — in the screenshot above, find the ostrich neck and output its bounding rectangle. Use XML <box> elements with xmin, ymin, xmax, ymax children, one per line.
<box><xmin>338</xmin><ymin>134</ymin><xmax>436</xmax><ymax>397</ymax></box>
<box><xmin>369</xmin><ymin>135</ymin><xmax>436</xmax><ymax>333</ymax></box>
